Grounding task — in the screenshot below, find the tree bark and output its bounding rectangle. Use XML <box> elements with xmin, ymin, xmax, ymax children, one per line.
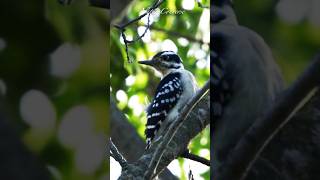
<box><xmin>116</xmin><ymin>95</ymin><xmax>210</xmax><ymax>179</ymax></box>
<box><xmin>238</xmin><ymin>89</ymin><xmax>320</xmax><ymax>180</ymax></box>
<box><xmin>110</xmin><ymin>98</ymin><xmax>179</xmax><ymax>180</ymax></box>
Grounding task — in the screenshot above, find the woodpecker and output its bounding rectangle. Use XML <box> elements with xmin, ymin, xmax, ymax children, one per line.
<box><xmin>212</xmin><ymin>1</ymin><xmax>285</xmax><ymax>174</ymax></box>
<box><xmin>139</xmin><ymin>51</ymin><xmax>198</xmax><ymax>149</ymax></box>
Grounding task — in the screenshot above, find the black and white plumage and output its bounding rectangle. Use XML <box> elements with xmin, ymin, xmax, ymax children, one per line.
<box><xmin>139</xmin><ymin>51</ymin><xmax>198</xmax><ymax>149</ymax></box>
<box><xmin>145</xmin><ymin>72</ymin><xmax>183</xmax><ymax>148</ymax></box>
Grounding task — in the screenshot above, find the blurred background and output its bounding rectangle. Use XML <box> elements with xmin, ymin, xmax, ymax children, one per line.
<box><xmin>110</xmin><ymin>0</ymin><xmax>210</xmax><ymax>179</ymax></box>
<box><xmin>234</xmin><ymin>0</ymin><xmax>320</xmax><ymax>84</ymax></box>
<box><xmin>1</xmin><ymin>0</ymin><xmax>317</xmax><ymax>179</ymax></box>
<box><xmin>0</xmin><ymin>0</ymin><xmax>108</xmax><ymax>179</ymax></box>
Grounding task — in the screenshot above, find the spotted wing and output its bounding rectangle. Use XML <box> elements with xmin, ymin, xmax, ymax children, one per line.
<box><xmin>145</xmin><ymin>72</ymin><xmax>183</xmax><ymax>149</ymax></box>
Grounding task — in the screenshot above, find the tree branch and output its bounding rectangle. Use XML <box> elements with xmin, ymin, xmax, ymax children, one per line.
<box><xmin>215</xmin><ymin>54</ymin><xmax>320</xmax><ymax>180</ymax></box>
<box><xmin>181</xmin><ymin>151</ymin><xmax>210</xmax><ymax>166</ymax></box>
<box><xmin>118</xmin><ymin>93</ymin><xmax>210</xmax><ymax>179</ymax></box>
<box><xmin>113</xmin><ymin>0</ymin><xmax>163</xmax><ymax>29</ymax></box>
<box><xmin>110</xmin><ymin>138</ymin><xmax>128</xmax><ymax>170</ymax></box>
<box><xmin>145</xmin><ymin>80</ymin><xmax>210</xmax><ymax>179</ymax></box>
<box><xmin>114</xmin><ymin>0</ymin><xmax>165</xmax><ymax>63</ymax></box>
<box><xmin>110</xmin><ymin>98</ymin><xmax>178</xmax><ymax>180</ymax></box>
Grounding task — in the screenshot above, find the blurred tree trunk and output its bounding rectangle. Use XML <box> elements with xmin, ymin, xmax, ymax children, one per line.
<box><xmin>248</xmin><ymin>91</ymin><xmax>320</xmax><ymax>180</ymax></box>
<box><xmin>0</xmin><ymin>1</ymin><xmax>61</xmax><ymax>178</ymax></box>
<box><xmin>0</xmin><ymin>103</ymin><xmax>50</xmax><ymax>179</ymax></box>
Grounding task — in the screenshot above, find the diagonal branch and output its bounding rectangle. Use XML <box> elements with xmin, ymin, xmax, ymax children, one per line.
<box><xmin>145</xmin><ymin>80</ymin><xmax>210</xmax><ymax>179</ymax></box>
<box><xmin>110</xmin><ymin>98</ymin><xmax>178</xmax><ymax>180</ymax></box>
<box><xmin>113</xmin><ymin>0</ymin><xmax>163</xmax><ymax>29</ymax></box>
<box><xmin>215</xmin><ymin>54</ymin><xmax>320</xmax><ymax>180</ymax></box>
<box><xmin>114</xmin><ymin>0</ymin><xmax>165</xmax><ymax>63</ymax></box>
<box><xmin>181</xmin><ymin>151</ymin><xmax>210</xmax><ymax>166</ymax></box>
<box><xmin>118</xmin><ymin>93</ymin><xmax>210</xmax><ymax>179</ymax></box>
<box><xmin>110</xmin><ymin>138</ymin><xmax>128</xmax><ymax>170</ymax></box>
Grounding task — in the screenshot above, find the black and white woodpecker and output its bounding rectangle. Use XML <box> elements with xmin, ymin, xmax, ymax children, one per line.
<box><xmin>139</xmin><ymin>51</ymin><xmax>198</xmax><ymax>149</ymax></box>
<box><xmin>212</xmin><ymin>0</ymin><xmax>285</xmax><ymax>173</ymax></box>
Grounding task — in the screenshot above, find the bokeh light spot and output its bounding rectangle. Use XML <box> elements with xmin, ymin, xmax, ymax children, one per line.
<box><xmin>116</xmin><ymin>90</ymin><xmax>128</xmax><ymax>103</ymax></box>
<box><xmin>58</xmin><ymin>105</ymin><xmax>94</xmax><ymax>149</ymax></box>
<box><xmin>178</xmin><ymin>37</ymin><xmax>189</xmax><ymax>47</ymax></box>
<box><xmin>161</xmin><ymin>39</ymin><xmax>178</xmax><ymax>52</ymax></box>
<box><xmin>20</xmin><ymin>90</ymin><xmax>56</xmax><ymax>131</ymax></box>
<box><xmin>182</xmin><ymin>0</ymin><xmax>195</xmax><ymax>10</ymax></box>
<box><xmin>125</xmin><ymin>75</ymin><xmax>136</xmax><ymax>86</ymax></box>
<box><xmin>50</xmin><ymin>43</ymin><xmax>82</xmax><ymax>79</ymax></box>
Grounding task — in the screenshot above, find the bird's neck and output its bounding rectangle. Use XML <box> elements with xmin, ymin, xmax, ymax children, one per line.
<box><xmin>161</xmin><ymin>66</ymin><xmax>183</xmax><ymax>77</ymax></box>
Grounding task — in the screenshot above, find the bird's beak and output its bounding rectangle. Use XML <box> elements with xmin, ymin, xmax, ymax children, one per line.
<box><xmin>138</xmin><ymin>59</ymin><xmax>156</xmax><ymax>66</ymax></box>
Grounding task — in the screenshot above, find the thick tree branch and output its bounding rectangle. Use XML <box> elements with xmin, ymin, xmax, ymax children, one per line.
<box><xmin>110</xmin><ymin>98</ymin><xmax>178</xmax><ymax>180</ymax></box>
<box><xmin>118</xmin><ymin>92</ymin><xmax>210</xmax><ymax>179</ymax></box>
<box><xmin>145</xmin><ymin>81</ymin><xmax>210</xmax><ymax>179</ymax></box>
<box><xmin>216</xmin><ymin>54</ymin><xmax>320</xmax><ymax>180</ymax></box>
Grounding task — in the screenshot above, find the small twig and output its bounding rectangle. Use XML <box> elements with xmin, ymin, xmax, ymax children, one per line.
<box><xmin>144</xmin><ymin>80</ymin><xmax>210</xmax><ymax>179</ymax></box>
<box><xmin>114</xmin><ymin>0</ymin><xmax>165</xmax><ymax>63</ymax></box>
<box><xmin>114</xmin><ymin>0</ymin><xmax>163</xmax><ymax>29</ymax></box>
<box><xmin>181</xmin><ymin>151</ymin><xmax>210</xmax><ymax>166</ymax></box>
<box><xmin>215</xmin><ymin>54</ymin><xmax>320</xmax><ymax>180</ymax></box>
<box><xmin>110</xmin><ymin>138</ymin><xmax>128</xmax><ymax>170</ymax></box>
<box><xmin>188</xmin><ymin>167</ymin><xmax>195</xmax><ymax>180</ymax></box>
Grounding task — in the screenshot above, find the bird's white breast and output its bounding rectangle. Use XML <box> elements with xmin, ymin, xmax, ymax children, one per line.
<box><xmin>166</xmin><ymin>69</ymin><xmax>198</xmax><ymax>122</ymax></box>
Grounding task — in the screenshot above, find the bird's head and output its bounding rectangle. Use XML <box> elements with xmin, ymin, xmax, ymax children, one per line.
<box><xmin>213</xmin><ymin>0</ymin><xmax>237</xmax><ymax>25</ymax></box>
<box><xmin>138</xmin><ymin>51</ymin><xmax>184</xmax><ymax>75</ymax></box>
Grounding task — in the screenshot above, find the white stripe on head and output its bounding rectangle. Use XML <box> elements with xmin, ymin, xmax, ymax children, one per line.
<box><xmin>161</xmin><ymin>51</ymin><xmax>176</xmax><ymax>56</ymax></box>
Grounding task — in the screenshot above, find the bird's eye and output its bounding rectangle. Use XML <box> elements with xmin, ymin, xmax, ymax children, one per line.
<box><xmin>163</xmin><ymin>55</ymin><xmax>169</xmax><ymax>61</ymax></box>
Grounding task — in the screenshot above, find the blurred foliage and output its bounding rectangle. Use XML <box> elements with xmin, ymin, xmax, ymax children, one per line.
<box><xmin>234</xmin><ymin>0</ymin><xmax>320</xmax><ymax>84</ymax></box>
<box><xmin>110</xmin><ymin>0</ymin><xmax>210</xmax><ymax>179</ymax></box>
<box><xmin>0</xmin><ymin>0</ymin><xmax>108</xmax><ymax>179</ymax></box>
